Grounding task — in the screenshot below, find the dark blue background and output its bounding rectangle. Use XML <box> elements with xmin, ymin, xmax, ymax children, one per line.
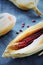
<box><xmin>0</xmin><ymin>0</ymin><xmax>43</xmax><ymax>65</ymax></box>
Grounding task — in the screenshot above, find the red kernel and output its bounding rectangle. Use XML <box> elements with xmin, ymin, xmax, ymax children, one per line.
<box><xmin>19</xmin><ymin>30</ymin><xmax>22</xmax><ymax>32</ymax></box>
<box><xmin>32</xmin><ymin>20</ymin><xmax>36</xmax><ymax>22</ymax></box>
<box><xmin>22</xmin><ymin>25</ymin><xmax>24</xmax><ymax>28</ymax></box>
<box><xmin>27</xmin><ymin>25</ymin><xmax>29</xmax><ymax>28</ymax></box>
<box><xmin>16</xmin><ymin>32</ymin><xmax>19</xmax><ymax>34</ymax></box>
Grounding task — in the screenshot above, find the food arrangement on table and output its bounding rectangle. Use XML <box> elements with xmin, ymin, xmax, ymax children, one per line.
<box><xmin>0</xmin><ymin>0</ymin><xmax>43</xmax><ymax>64</ymax></box>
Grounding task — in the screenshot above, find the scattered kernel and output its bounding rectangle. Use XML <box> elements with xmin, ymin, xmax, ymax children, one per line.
<box><xmin>22</xmin><ymin>25</ymin><xmax>24</xmax><ymax>28</ymax></box>
<box><xmin>32</xmin><ymin>20</ymin><xmax>36</xmax><ymax>22</ymax></box>
<box><xmin>27</xmin><ymin>25</ymin><xmax>29</xmax><ymax>28</ymax></box>
<box><xmin>19</xmin><ymin>30</ymin><xmax>22</xmax><ymax>32</ymax></box>
<box><xmin>22</xmin><ymin>22</ymin><xmax>25</xmax><ymax>25</ymax></box>
<box><xmin>16</xmin><ymin>32</ymin><xmax>19</xmax><ymax>34</ymax></box>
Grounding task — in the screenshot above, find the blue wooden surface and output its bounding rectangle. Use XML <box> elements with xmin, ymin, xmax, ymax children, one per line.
<box><xmin>0</xmin><ymin>0</ymin><xmax>43</xmax><ymax>65</ymax></box>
